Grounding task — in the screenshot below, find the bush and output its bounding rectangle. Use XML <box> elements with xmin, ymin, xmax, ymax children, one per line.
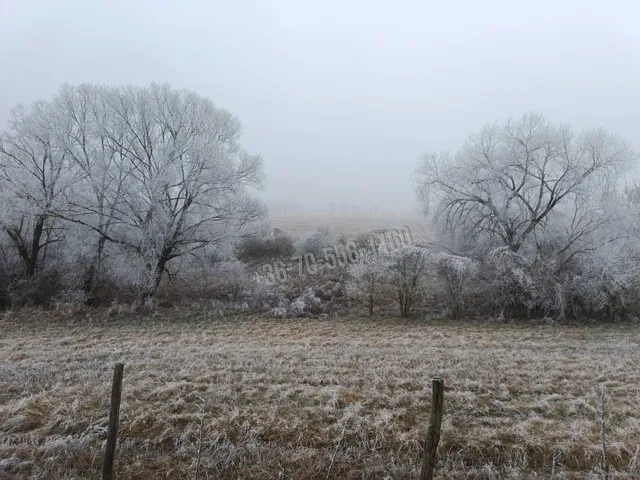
<box><xmin>247</xmin><ymin>282</ymin><xmax>287</xmax><ymax>310</ymax></box>
<box><xmin>353</xmin><ymin>228</ymin><xmax>387</xmax><ymax>251</ymax></box>
<box><xmin>435</xmin><ymin>252</ymin><xmax>477</xmax><ymax>319</ymax></box>
<box><xmin>484</xmin><ymin>247</ymin><xmax>537</xmax><ymax>317</ymax></box>
<box><xmin>0</xmin><ymin>264</ymin><xmax>15</xmax><ymax>309</ymax></box>
<box><xmin>208</xmin><ymin>240</ymin><xmax>237</xmax><ymax>265</ymax></box>
<box><xmin>346</xmin><ymin>250</ymin><xmax>387</xmax><ymax>316</ymax></box>
<box><xmin>237</xmin><ymin>233</ymin><xmax>295</xmax><ymax>260</ymax></box>
<box><xmin>384</xmin><ymin>246</ymin><xmax>430</xmax><ymax>317</ymax></box>
<box><xmin>212</xmin><ymin>260</ymin><xmax>251</xmax><ymax>302</ymax></box>
<box><xmin>52</xmin><ymin>289</ymin><xmax>90</xmax><ymax>311</ymax></box>
<box><xmin>557</xmin><ymin>244</ymin><xmax>640</xmax><ymax>320</ymax></box>
<box><xmin>295</xmin><ymin>225</ymin><xmax>333</xmax><ymax>257</ymax></box>
<box><xmin>0</xmin><ymin>279</ymin><xmax>12</xmax><ymax>309</ymax></box>
<box><xmin>482</xmin><ymin>241</ymin><xmax>640</xmax><ymax>321</ymax></box>
<box><xmin>7</xmin><ymin>270</ymin><xmax>66</xmax><ymax>308</ymax></box>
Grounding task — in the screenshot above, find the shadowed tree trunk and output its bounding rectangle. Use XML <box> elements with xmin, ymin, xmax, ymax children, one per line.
<box><xmin>83</xmin><ymin>235</ymin><xmax>107</xmax><ymax>295</ymax></box>
<box><xmin>142</xmin><ymin>251</ymin><xmax>171</xmax><ymax>301</ymax></box>
<box><xmin>3</xmin><ymin>215</ymin><xmax>47</xmax><ymax>277</ymax></box>
<box><xmin>368</xmin><ymin>277</ymin><xmax>375</xmax><ymax>316</ymax></box>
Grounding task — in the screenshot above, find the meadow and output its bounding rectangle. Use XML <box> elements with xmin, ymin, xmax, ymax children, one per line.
<box><xmin>2</xmin><ymin>309</ymin><xmax>639</xmax><ymax>479</ymax></box>
<box><xmin>268</xmin><ymin>212</ymin><xmax>427</xmax><ymax>238</ymax></box>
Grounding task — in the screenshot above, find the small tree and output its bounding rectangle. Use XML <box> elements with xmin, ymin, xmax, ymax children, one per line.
<box><xmin>384</xmin><ymin>245</ymin><xmax>429</xmax><ymax>317</ymax></box>
<box><xmin>295</xmin><ymin>225</ymin><xmax>332</xmax><ymax>257</ymax></box>
<box><xmin>212</xmin><ymin>259</ymin><xmax>250</xmax><ymax>302</ymax></box>
<box><xmin>346</xmin><ymin>250</ymin><xmax>387</xmax><ymax>316</ymax></box>
<box><xmin>434</xmin><ymin>252</ymin><xmax>477</xmax><ymax>319</ymax></box>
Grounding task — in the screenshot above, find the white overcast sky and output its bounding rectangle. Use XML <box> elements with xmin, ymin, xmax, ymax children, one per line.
<box><xmin>1</xmin><ymin>0</ymin><xmax>639</xmax><ymax>212</ymax></box>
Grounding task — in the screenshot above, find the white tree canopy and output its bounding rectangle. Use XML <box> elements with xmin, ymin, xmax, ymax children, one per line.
<box><xmin>0</xmin><ymin>83</ymin><xmax>266</xmax><ymax>296</ymax></box>
<box><xmin>416</xmin><ymin>113</ymin><xmax>637</xmax><ymax>255</ymax></box>
<box><xmin>0</xmin><ymin>100</ymin><xmax>79</xmax><ymax>276</ymax></box>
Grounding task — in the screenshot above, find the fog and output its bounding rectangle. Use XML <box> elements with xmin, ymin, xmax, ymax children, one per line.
<box><xmin>2</xmin><ymin>0</ymin><xmax>639</xmax><ymax>213</ymax></box>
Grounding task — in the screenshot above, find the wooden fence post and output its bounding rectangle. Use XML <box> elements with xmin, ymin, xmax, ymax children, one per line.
<box><xmin>420</xmin><ymin>378</ymin><xmax>444</xmax><ymax>480</ymax></box>
<box><xmin>102</xmin><ymin>363</ymin><xmax>124</xmax><ymax>480</ymax></box>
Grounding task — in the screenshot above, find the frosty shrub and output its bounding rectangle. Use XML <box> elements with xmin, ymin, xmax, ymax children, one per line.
<box><xmin>52</xmin><ymin>289</ymin><xmax>90</xmax><ymax>311</ymax></box>
<box><xmin>295</xmin><ymin>225</ymin><xmax>333</xmax><ymax>257</ymax></box>
<box><xmin>247</xmin><ymin>281</ymin><xmax>286</xmax><ymax>311</ymax></box>
<box><xmin>7</xmin><ymin>270</ymin><xmax>66</xmax><ymax>307</ymax></box>
<box><xmin>346</xmin><ymin>250</ymin><xmax>388</xmax><ymax>316</ymax></box>
<box><xmin>567</xmin><ymin>242</ymin><xmax>640</xmax><ymax>320</ymax></box>
<box><xmin>434</xmin><ymin>252</ymin><xmax>477</xmax><ymax>319</ymax></box>
<box><xmin>237</xmin><ymin>232</ymin><xmax>295</xmax><ymax>260</ymax></box>
<box><xmin>383</xmin><ymin>245</ymin><xmax>430</xmax><ymax>317</ymax></box>
<box><xmin>212</xmin><ymin>260</ymin><xmax>251</xmax><ymax>302</ymax></box>
<box><xmin>353</xmin><ymin>228</ymin><xmax>387</xmax><ymax>250</ymax></box>
<box><xmin>289</xmin><ymin>288</ymin><xmax>322</xmax><ymax>317</ymax></box>
<box><xmin>485</xmin><ymin>247</ymin><xmax>537</xmax><ymax>317</ymax></box>
<box><xmin>208</xmin><ymin>240</ymin><xmax>237</xmax><ymax>265</ymax></box>
<box><xmin>481</xmin><ymin>227</ymin><xmax>640</xmax><ymax>320</ymax></box>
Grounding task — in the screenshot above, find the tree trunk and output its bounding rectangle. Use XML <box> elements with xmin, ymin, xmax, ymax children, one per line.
<box><xmin>83</xmin><ymin>264</ymin><xmax>96</xmax><ymax>295</ymax></box>
<box><xmin>399</xmin><ymin>291</ymin><xmax>412</xmax><ymax>317</ymax></box>
<box><xmin>368</xmin><ymin>278</ymin><xmax>375</xmax><ymax>316</ymax></box>
<box><xmin>4</xmin><ymin>216</ymin><xmax>46</xmax><ymax>277</ymax></box>
<box><xmin>83</xmin><ymin>235</ymin><xmax>107</xmax><ymax>295</ymax></box>
<box><xmin>142</xmin><ymin>254</ymin><xmax>169</xmax><ymax>301</ymax></box>
<box><xmin>26</xmin><ymin>216</ymin><xmax>45</xmax><ymax>277</ymax></box>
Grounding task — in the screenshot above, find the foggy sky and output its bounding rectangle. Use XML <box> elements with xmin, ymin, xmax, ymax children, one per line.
<box><xmin>1</xmin><ymin>0</ymin><xmax>639</xmax><ymax>213</ymax></box>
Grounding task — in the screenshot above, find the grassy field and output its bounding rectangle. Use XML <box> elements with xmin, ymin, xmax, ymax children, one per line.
<box><xmin>1</xmin><ymin>310</ymin><xmax>640</xmax><ymax>479</ymax></box>
<box><xmin>268</xmin><ymin>212</ymin><xmax>428</xmax><ymax>239</ymax></box>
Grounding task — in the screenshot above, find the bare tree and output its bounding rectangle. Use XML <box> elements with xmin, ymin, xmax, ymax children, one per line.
<box><xmin>52</xmin><ymin>84</ymin><xmax>129</xmax><ymax>293</ymax></box>
<box><xmin>346</xmin><ymin>250</ymin><xmax>387</xmax><ymax>316</ymax></box>
<box><xmin>416</xmin><ymin>113</ymin><xmax>639</xmax><ymax>318</ymax></box>
<box><xmin>0</xmin><ymin>100</ymin><xmax>78</xmax><ymax>277</ymax></box>
<box><xmin>0</xmin><ymin>83</ymin><xmax>267</xmax><ymax>298</ymax></box>
<box><xmin>384</xmin><ymin>245</ymin><xmax>430</xmax><ymax>317</ymax></box>
<box><xmin>416</xmin><ymin>113</ymin><xmax>636</xmax><ymax>255</ymax></box>
<box><xmin>434</xmin><ymin>252</ymin><xmax>477</xmax><ymax>319</ymax></box>
<box><xmin>61</xmin><ymin>84</ymin><xmax>265</xmax><ymax>298</ymax></box>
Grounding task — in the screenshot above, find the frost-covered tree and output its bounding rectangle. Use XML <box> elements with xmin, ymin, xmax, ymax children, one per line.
<box><xmin>434</xmin><ymin>252</ymin><xmax>477</xmax><ymax>319</ymax></box>
<box><xmin>0</xmin><ymin>100</ymin><xmax>79</xmax><ymax>277</ymax></box>
<box><xmin>212</xmin><ymin>259</ymin><xmax>251</xmax><ymax>302</ymax></box>
<box><xmin>0</xmin><ymin>83</ymin><xmax>265</xmax><ymax>301</ymax></box>
<box><xmin>295</xmin><ymin>225</ymin><xmax>333</xmax><ymax>257</ymax></box>
<box><xmin>416</xmin><ymin>113</ymin><xmax>636</xmax><ymax>255</ymax></box>
<box><xmin>51</xmin><ymin>83</ymin><xmax>265</xmax><ymax>298</ymax></box>
<box><xmin>346</xmin><ymin>250</ymin><xmax>387</xmax><ymax>316</ymax></box>
<box><xmin>416</xmin><ymin>113</ymin><xmax>639</xmax><ymax>319</ymax></box>
<box><xmin>49</xmin><ymin>84</ymin><xmax>129</xmax><ymax>293</ymax></box>
<box><xmin>383</xmin><ymin>245</ymin><xmax>430</xmax><ymax>317</ymax></box>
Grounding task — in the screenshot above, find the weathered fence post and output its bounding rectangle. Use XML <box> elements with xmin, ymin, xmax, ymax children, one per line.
<box><xmin>599</xmin><ymin>382</ymin><xmax>609</xmax><ymax>480</ymax></box>
<box><xmin>102</xmin><ymin>363</ymin><xmax>124</xmax><ymax>480</ymax></box>
<box><xmin>420</xmin><ymin>378</ymin><xmax>444</xmax><ymax>480</ymax></box>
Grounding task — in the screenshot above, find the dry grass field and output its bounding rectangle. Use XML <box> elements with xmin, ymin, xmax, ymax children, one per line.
<box><xmin>1</xmin><ymin>310</ymin><xmax>640</xmax><ymax>479</ymax></box>
<box><xmin>268</xmin><ymin>212</ymin><xmax>428</xmax><ymax>239</ymax></box>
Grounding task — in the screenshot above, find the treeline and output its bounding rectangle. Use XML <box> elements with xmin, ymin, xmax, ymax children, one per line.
<box><xmin>2</xmin><ymin>86</ymin><xmax>640</xmax><ymax>321</ymax></box>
